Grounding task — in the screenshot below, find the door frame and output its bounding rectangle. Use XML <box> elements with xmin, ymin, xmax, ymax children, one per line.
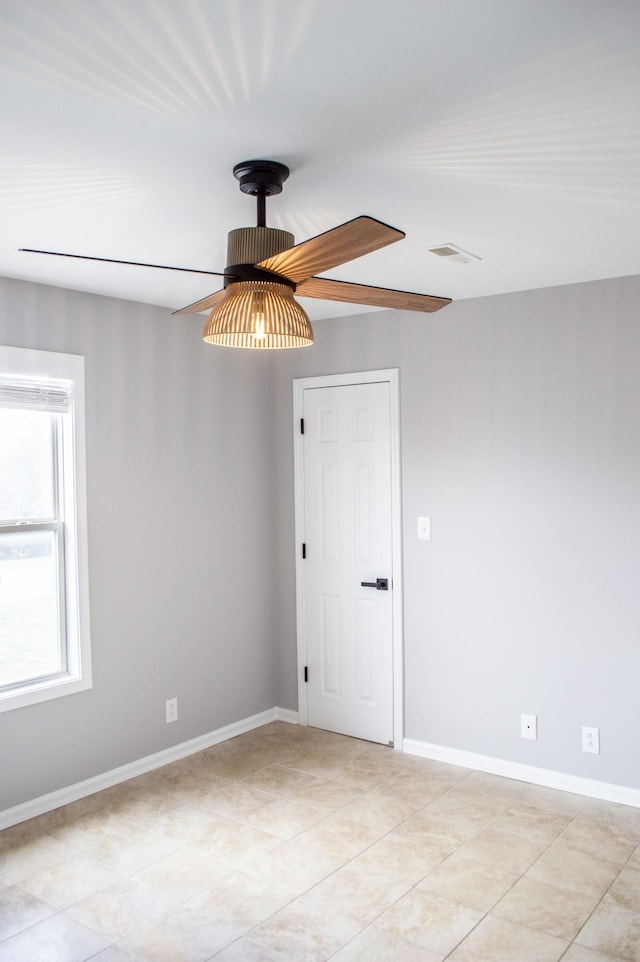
<box><xmin>293</xmin><ymin>368</ymin><xmax>404</xmax><ymax>748</ymax></box>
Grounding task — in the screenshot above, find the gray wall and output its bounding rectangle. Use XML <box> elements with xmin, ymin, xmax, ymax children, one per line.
<box><xmin>0</xmin><ymin>277</ymin><xmax>277</xmax><ymax>810</ymax></box>
<box><xmin>2</xmin><ymin>271</ymin><xmax>639</xmax><ymax>810</ymax></box>
<box><xmin>271</xmin><ymin>274</ymin><xmax>640</xmax><ymax>791</ymax></box>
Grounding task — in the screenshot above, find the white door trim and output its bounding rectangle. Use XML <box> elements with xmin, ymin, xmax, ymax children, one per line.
<box><xmin>293</xmin><ymin>368</ymin><xmax>404</xmax><ymax>747</ymax></box>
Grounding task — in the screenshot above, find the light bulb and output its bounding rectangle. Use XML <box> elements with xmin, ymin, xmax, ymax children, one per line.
<box><xmin>252</xmin><ymin>311</ymin><xmax>266</xmax><ymax>340</ymax></box>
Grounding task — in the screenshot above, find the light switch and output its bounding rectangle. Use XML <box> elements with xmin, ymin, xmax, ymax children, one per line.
<box><xmin>417</xmin><ymin>516</ymin><xmax>431</xmax><ymax>540</ymax></box>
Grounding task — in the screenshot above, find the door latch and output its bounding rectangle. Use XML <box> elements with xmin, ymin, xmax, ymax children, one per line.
<box><xmin>360</xmin><ymin>578</ymin><xmax>388</xmax><ymax>591</ymax></box>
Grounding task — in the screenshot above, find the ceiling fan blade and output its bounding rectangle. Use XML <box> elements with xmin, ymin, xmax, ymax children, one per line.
<box><xmin>296</xmin><ymin>276</ymin><xmax>451</xmax><ymax>313</ymax></box>
<box><xmin>20</xmin><ymin>249</ymin><xmax>228</xmax><ymax>278</ymax></box>
<box><xmin>172</xmin><ymin>289</ymin><xmax>227</xmax><ymax>315</ymax></box>
<box><xmin>256</xmin><ymin>216</ymin><xmax>404</xmax><ymax>283</ymax></box>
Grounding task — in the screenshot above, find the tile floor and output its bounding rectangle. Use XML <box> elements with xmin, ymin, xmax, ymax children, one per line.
<box><xmin>1</xmin><ymin>722</ymin><xmax>639</xmax><ymax>961</ymax></box>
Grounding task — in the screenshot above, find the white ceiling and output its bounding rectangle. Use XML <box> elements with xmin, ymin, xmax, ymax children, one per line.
<box><xmin>1</xmin><ymin>0</ymin><xmax>640</xmax><ymax>321</ymax></box>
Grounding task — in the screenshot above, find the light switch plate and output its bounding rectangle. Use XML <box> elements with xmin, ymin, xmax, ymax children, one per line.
<box><xmin>417</xmin><ymin>516</ymin><xmax>431</xmax><ymax>540</ymax></box>
<box><xmin>521</xmin><ymin>713</ymin><xmax>537</xmax><ymax>740</ymax></box>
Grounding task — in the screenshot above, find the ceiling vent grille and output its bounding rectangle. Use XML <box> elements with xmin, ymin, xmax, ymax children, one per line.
<box><xmin>427</xmin><ymin>243</ymin><xmax>481</xmax><ymax>264</ymax></box>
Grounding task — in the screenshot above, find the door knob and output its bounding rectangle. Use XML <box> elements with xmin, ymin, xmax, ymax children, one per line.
<box><xmin>360</xmin><ymin>578</ymin><xmax>388</xmax><ymax>590</ymax></box>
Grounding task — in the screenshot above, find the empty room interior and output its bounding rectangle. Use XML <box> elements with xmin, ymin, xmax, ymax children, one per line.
<box><xmin>1</xmin><ymin>2</ymin><xmax>640</xmax><ymax>960</ymax></box>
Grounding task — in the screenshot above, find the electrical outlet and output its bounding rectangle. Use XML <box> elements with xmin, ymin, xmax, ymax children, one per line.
<box><xmin>165</xmin><ymin>698</ymin><xmax>178</xmax><ymax>724</ymax></box>
<box><xmin>582</xmin><ymin>726</ymin><xmax>600</xmax><ymax>754</ymax></box>
<box><xmin>521</xmin><ymin>713</ymin><xmax>537</xmax><ymax>740</ymax></box>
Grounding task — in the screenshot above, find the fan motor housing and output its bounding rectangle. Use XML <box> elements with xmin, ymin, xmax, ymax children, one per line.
<box><xmin>225</xmin><ymin>226</ymin><xmax>296</xmax><ymax>288</ymax></box>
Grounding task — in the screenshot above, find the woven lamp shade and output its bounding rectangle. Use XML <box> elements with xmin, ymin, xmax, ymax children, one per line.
<box><xmin>202</xmin><ymin>281</ymin><xmax>314</xmax><ymax>349</ymax></box>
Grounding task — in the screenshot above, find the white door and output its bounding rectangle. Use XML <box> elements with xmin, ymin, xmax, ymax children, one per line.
<box><xmin>299</xmin><ymin>379</ymin><xmax>394</xmax><ymax>745</ymax></box>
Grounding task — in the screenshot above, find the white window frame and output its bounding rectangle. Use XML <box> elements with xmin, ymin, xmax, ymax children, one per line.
<box><xmin>0</xmin><ymin>345</ymin><xmax>92</xmax><ymax>712</ymax></box>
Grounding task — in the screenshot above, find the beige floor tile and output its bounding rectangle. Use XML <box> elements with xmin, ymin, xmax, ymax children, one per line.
<box><xmin>65</xmin><ymin>877</ymin><xmax>176</xmax><ymax>941</ymax></box>
<box><xmin>336</xmin><ymin>788</ymin><xmax>420</xmax><ymax>833</ymax></box>
<box><xmin>527</xmin><ymin>839</ymin><xmax>622</xmax><ymax>898</ymax></box>
<box><xmin>373</xmin><ymin>770</ymin><xmax>457</xmax><ymax>807</ymax></box>
<box><xmin>447</xmin><ymin>914</ymin><xmax>569</xmax><ymax>961</ymax></box>
<box><xmin>119</xmin><ymin>905</ymin><xmax>243</xmax><ymax>962</ymax></box>
<box><xmin>327</xmin><ymin>760</ymin><xmax>396</xmax><ymax>791</ymax></box>
<box><xmin>86</xmin><ymin>948</ymin><xmax>146</xmax><ymax>962</ymax></box>
<box><xmin>126</xmin><ymin>801</ymin><xmax>227</xmax><ymax>849</ymax></box>
<box><xmin>131</xmin><ymin>848</ymin><xmax>233</xmax><ymax>903</ymax></box>
<box><xmin>0</xmin><ymin>911</ymin><xmax>109</xmax><ymax>962</ymax></box>
<box><xmin>390</xmin><ymin>810</ymin><xmax>469</xmax><ymax>854</ymax></box>
<box><xmin>187</xmin><ymin>867</ymin><xmax>294</xmax><ymax>930</ymax></box>
<box><xmin>242</xmin><ymin>795</ymin><xmax>326</xmax><ymax>839</ymax></box>
<box><xmin>60</xmin><ymin>822</ymin><xmax>184</xmax><ymax>875</ymax></box>
<box><xmin>194</xmin><ymin>783</ymin><xmax>275</xmax><ymax>819</ymax></box>
<box><xmin>492</xmin><ymin>876</ymin><xmax>598</xmax><ymax>940</ymax></box>
<box><xmin>0</xmin><ymin>832</ymin><xmax>76</xmax><ymax>883</ymax></box>
<box><xmin>211</xmin><ymin>933</ymin><xmax>296</xmax><ymax>960</ymax></box>
<box><xmin>455</xmin><ymin>827</ymin><xmax>546</xmax><ymax>875</ymax></box>
<box><xmin>560</xmin><ymin>816</ymin><xmax>640</xmax><ymax>866</ymax></box>
<box><xmin>240</xmin><ymin>765</ymin><xmax>320</xmax><ymax>796</ymax></box>
<box><xmin>0</xmin><ymin>820</ymin><xmax>45</xmax><ymax>843</ymax></box>
<box><xmin>405</xmin><ymin>794</ymin><xmax>499</xmax><ymax>841</ymax></box>
<box><xmin>0</xmin><ymin>884</ymin><xmax>55</xmax><ymax>940</ymax></box>
<box><xmin>562</xmin><ymin>943</ymin><xmax>631</xmax><ymax>961</ymax></box>
<box><xmin>487</xmin><ymin>803</ymin><xmax>572</xmax><ymax>846</ymax></box>
<box><xmin>331</xmin><ymin>923</ymin><xmax>445</xmax><ymax>960</ymax></box>
<box><xmin>17</xmin><ymin>850</ymin><xmax>123</xmax><ymax>910</ymax></box>
<box><xmin>192</xmin><ymin>818</ymin><xmax>281</xmax><ymax>868</ymax></box>
<box><xmin>353</xmin><ymin>833</ymin><xmax>446</xmax><ymax>884</ymax></box>
<box><xmin>582</xmin><ymin>800</ymin><xmax>640</xmax><ymax>835</ymax></box>
<box><xmin>287</xmin><ymin>778</ymin><xmax>362</xmax><ymax>814</ymax></box>
<box><xmin>246</xmin><ymin>837</ymin><xmax>346</xmax><ymax>896</ymax></box>
<box><xmin>296</xmin><ymin>859</ymin><xmax>412</xmax><ymax>925</ymax></box>
<box><xmin>248</xmin><ymin>899</ymin><xmax>364</xmax><ymax>961</ymax></box>
<box><xmin>4</xmin><ymin>724</ymin><xmax>640</xmax><ymax>962</ymax></box>
<box><xmin>127</xmin><ymin>766</ymin><xmax>228</xmax><ymax>803</ymax></box>
<box><xmin>190</xmin><ymin>751</ymin><xmax>268</xmax><ymax>781</ymax></box>
<box><xmin>375</xmin><ymin>888</ymin><xmax>483</xmax><ymax>954</ymax></box>
<box><xmin>417</xmin><ymin>854</ymin><xmax>519</xmax><ymax>912</ymax></box>
<box><xmin>274</xmin><ymin>749</ymin><xmax>341</xmax><ymax>779</ymax></box>
<box><xmin>576</xmin><ymin>902</ymin><xmax>640</xmax><ymax>961</ymax></box>
<box><xmin>514</xmin><ymin>785</ymin><xmax>590</xmax><ymax>817</ymax></box>
<box><xmin>295</xmin><ymin>813</ymin><xmax>381</xmax><ymax>861</ymax></box>
<box><xmin>605</xmin><ymin>865</ymin><xmax>640</xmax><ymax>912</ymax></box>
<box><xmin>455</xmin><ymin>771</ymin><xmax>525</xmax><ymax>803</ymax></box>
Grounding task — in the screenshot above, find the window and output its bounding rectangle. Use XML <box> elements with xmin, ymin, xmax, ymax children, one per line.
<box><xmin>0</xmin><ymin>346</ymin><xmax>91</xmax><ymax>711</ymax></box>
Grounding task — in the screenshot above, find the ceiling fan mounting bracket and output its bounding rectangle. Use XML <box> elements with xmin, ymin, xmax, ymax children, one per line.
<box><xmin>232</xmin><ymin>160</ymin><xmax>290</xmax><ymax>197</ymax></box>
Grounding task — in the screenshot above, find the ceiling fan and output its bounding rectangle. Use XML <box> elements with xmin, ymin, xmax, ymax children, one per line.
<box><xmin>21</xmin><ymin>160</ymin><xmax>452</xmax><ymax>349</ymax></box>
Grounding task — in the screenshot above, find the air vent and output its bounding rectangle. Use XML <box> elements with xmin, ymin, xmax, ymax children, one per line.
<box><xmin>427</xmin><ymin>243</ymin><xmax>481</xmax><ymax>264</ymax></box>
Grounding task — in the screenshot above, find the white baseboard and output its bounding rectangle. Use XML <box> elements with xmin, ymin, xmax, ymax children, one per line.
<box><xmin>274</xmin><ymin>707</ymin><xmax>299</xmax><ymax>725</ymax></box>
<box><xmin>403</xmin><ymin>738</ymin><xmax>640</xmax><ymax>809</ymax></box>
<box><xmin>1</xmin><ymin>707</ymin><xmax>299</xmax><ymax>831</ymax></box>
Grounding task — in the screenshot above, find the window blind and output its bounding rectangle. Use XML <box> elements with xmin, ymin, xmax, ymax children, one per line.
<box><xmin>0</xmin><ymin>374</ymin><xmax>72</xmax><ymax>413</ymax></box>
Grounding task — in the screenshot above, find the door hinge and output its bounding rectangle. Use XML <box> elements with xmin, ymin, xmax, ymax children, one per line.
<box><xmin>302</xmin><ymin>542</ymin><xmax>306</xmax><ymax>559</ymax></box>
<box><xmin>300</xmin><ymin>417</ymin><xmax>305</xmax><ymax>434</ymax></box>
<box><xmin>304</xmin><ymin>666</ymin><xmax>308</xmax><ymax>683</ymax></box>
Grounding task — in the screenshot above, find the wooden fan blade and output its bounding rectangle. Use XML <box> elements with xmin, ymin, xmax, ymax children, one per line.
<box><xmin>296</xmin><ymin>276</ymin><xmax>451</xmax><ymax>313</ymax></box>
<box><xmin>20</xmin><ymin>249</ymin><xmax>228</xmax><ymax>278</ymax></box>
<box><xmin>172</xmin><ymin>289</ymin><xmax>227</xmax><ymax>315</ymax></box>
<box><xmin>256</xmin><ymin>216</ymin><xmax>404</xmax><ymax>283</ymax></box>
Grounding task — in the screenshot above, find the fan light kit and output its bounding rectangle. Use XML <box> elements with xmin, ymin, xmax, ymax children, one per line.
<box><xmin>21</xmin><ymin>159</ymin><xmax>452</xmax><ymax>350</ymax></box>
